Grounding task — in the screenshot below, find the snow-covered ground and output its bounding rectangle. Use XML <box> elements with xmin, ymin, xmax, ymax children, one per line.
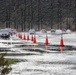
<box><xmin>7</xmin><ymin>51</ymin><xmax>76</xmax><ymax>75</ymax></box>
<box><xmin>0</xmin><ymin>31</ymin><xmax>76</xmax><ymax>75</ymax></box>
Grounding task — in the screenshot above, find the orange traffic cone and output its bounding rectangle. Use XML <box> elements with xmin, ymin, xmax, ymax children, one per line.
<box><xmin>45</xmin><ymin>35</ymin><xmax>49</xmax><ymax>50</ymax></box>
<box><xmin>33</xmin><ymin>35</ymin><xmax>36</xmax><ymax>43</ymax></box>
<box><xmin>33</xmin><ymin>35</ymin><xmax>36</xmax><ymax>50</ymax></box>
<box><xmin>60</xmin><ymin>35</ymin><xmax>64</xmax><ymax>53</ymax></box>
<box><xmin>31</xmin><ymin>35</ymin><xmax>34</xmax><ymax>41</ymax></box>
<box><xmin>27</xmin><ymin>35</ymin><xmax>30</xmax><ymax>40</ymax></box>
<box><xmin>45</xmin><ymin>35</ymin><xmax>48</xmax><ymax>47</ymax></box>
<box><xmin>24</xmin><ymin>34</ymin><xmax>26</xmax><ymax>40</ymax></box>
<box><xmin>18</xmin><ymin>33</ymin><xmax>22</xmax><ymax>39</ymax></box>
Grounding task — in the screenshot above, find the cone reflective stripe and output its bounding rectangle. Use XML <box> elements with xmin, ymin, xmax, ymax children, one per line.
<box><xmin>60</xmin><ymin>35</ymin><xmax>64</xmax><ymax>52</ymax></box>
<box><xmin>33</xmin><ymin>35</ymin><xmax>36</xmax><ymax>43</ymax></box>
<box><xmin>27</xmin><ymin>35</ymin><xmax>30</xmax><ymax>40</ymax></box>
<box><xmin>24</xmin><ymin>34</ymin><xmax>26</xmax><ymax>40</ymax></box>
<box><xmin>31</xmin><ymin>35</ymin><xmax>33</xmax><ymax>41</ymax></box>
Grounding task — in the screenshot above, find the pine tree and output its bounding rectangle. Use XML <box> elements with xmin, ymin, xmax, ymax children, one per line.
<box><xmin>0</xmin><ymin>53</ymin><xmax>11</xmax><ymax>75</ymax></box>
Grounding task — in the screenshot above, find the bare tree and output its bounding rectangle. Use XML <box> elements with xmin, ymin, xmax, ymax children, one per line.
<box><xmin>13</xmin><ymin>0</ymin><xmax>17</xmax><ymax>29</ymax></box>
<box><xmin>57</xmin><ymin>0</ymin><xmax>62</xmax><ymax>29</ymax></box>
<box><xmin>38</xmin><ymin>0</ymin><xmax>42</xmax><ymax>30</ymax></box>
<box><xmin>23</xmin><ymin>0</ymin><xmax>26</xmax><ymax>31</ymax></box>
<box><xmin>74</xmin><ymin>0</ymin><xmax>76</xmax><ymax>30</ymax></box>
<box><xmin>5</xmin><ymin>0</ymin><xmax>10</xmax><ymax>28</ymax></box>
<box><xmin>50</xmin><ymin>0</ymin><xmax>54</xmax><ymax>29</ymax></box>
<box><xmin>66</xmin><ymin>0</ymin><xmax>71</xmax><ymax>29</ymax></box>
<box><xmin>30</xmin><ymin>0</ymin><xmax>33</xmax><ymax>29</ymax></box>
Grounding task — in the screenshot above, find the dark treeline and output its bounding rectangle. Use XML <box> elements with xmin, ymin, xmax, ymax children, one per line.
<box><xmin>0</xmin><ymin>0</ymin><xmax>76</xmax><ymax>31</ymax></box>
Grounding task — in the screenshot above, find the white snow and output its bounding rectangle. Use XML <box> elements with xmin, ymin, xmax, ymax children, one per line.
<box><xmin>66</xmin><ymin>29</ymin><xmax>72</xmax><ymax>33</ymax></box>
<box><xmin>7</xmin><ymin>51</ymin><xmax>76</xmax><ymax>75</ymax></box>
<box><xmin>55</xmin><ymin>29</ymin><xmax>62</xmax><ymax>34</ymax></box>
<box><xmin>0</xmin><ymin>31</ymin><xmax>76</xmax><ymax>75</ymax></box>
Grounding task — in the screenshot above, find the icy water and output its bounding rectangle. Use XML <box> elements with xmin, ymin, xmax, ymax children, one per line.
<box><xmin>2</xmin><ymin>44</ymin><xmax>76</xmax><ymax>75</ymax></box>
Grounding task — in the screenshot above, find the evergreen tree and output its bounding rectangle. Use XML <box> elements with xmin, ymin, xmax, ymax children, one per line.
<box><xmin>0</xmin><ymin>53</ymin><xmax>11</xmax><ymax>75</ymax></box>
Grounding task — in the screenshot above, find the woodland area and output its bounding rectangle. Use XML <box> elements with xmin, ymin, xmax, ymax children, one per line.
<box><xmin>0</xmin><ymin>0</ymin><xmax>76</xmax><ymax>31</ymax></box>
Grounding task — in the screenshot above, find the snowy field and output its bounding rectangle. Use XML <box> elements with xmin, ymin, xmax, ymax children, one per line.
<box><xmin>7</xmin><ymin>49</ymin><xmax>76</xmax><ymax>75</ymax></box>
<box><xmin>0</xmin><ymin>32</ymin><xmax>76</xmax><ymax>75</ymax></box>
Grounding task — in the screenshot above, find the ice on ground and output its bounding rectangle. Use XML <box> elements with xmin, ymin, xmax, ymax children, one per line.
<box><xmin>8</xmin><ymin>52</ymin><xmax>76</xmax><ymax>75</ymax></box>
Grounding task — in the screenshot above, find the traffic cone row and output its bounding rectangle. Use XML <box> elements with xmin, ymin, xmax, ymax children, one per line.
<box><xmin>18</xmin><ymin>33</ymin><xmax>36</xmax><ymax>43</ymax></box>
<box><xmin>17</xmin><ymin>33</ymin><xmax>30</xmax><ymax>40</ymax></box>
<box><xmin>17</xmin><ymin>33</ymin><xmax>64</xmax><ymax>52</ymax></box>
